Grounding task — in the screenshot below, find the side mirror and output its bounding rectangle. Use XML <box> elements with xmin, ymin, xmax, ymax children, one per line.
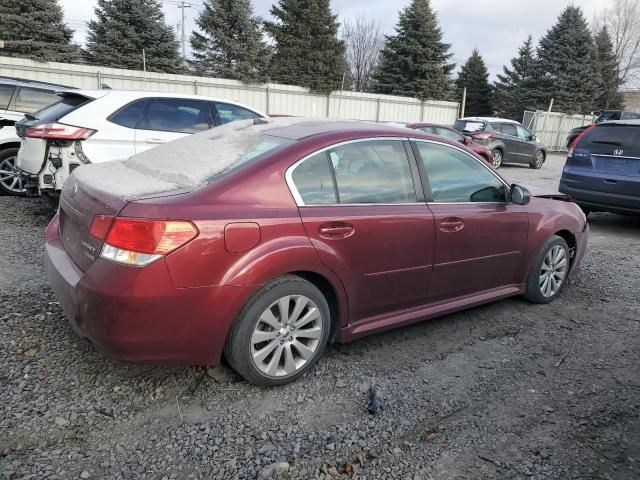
<box><xmin>527</xmin><ymin>134</ymin><xmax>536</xmax><ymax>141</ymax></box>
<box><xmin>510</xmin><ymin>184</ymin><xmax>531</xmax><ymax>205</ymax></box>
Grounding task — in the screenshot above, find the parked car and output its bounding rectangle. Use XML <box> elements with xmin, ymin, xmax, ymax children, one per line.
<box><xmin>45</xmin><ymin>119</ymin><xmax>588</xmax><ymax>385</ymax></box>
<box><xmin>454</xmin><ymin>117</ymin><xmax>547</xmax><ymax>169</ymax></box>
<box><xmin>15</xmin><ymin>90</ymin><xmax>266</xmax><ymax>202</ymax></box>
<box><xmin>405</xmin><ymin>122</ymin><xmax>493</xmax><ymax>164</ymax></box>
<box><xmin>0</xmin><ymin>77</ymin><xmax>74</xmax><ymax>195</ymax></box>
<box><xmin>566</xmin><ymin>110</ymin><xmax>640</xmax><ymax>148</ymax></box>
<box><xmin>559</xmin><ymin>120</ymin><xmax>640</xmax><ymax>215</ymax></box>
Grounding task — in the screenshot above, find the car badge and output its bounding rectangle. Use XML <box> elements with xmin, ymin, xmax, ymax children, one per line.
<box><xmin>614</xmin><ymin>149</ymin><xmax>624</xmax><ymax>156</ymax></box>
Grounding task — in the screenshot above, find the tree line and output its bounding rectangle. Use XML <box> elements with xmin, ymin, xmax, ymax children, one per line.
<box><xmin>0</xmin><ymin>0</ymin><xmax>638</xmax><ymax>119</ymax></box>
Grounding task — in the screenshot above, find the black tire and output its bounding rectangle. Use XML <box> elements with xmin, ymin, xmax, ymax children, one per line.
<box><xmin>524</xmin><ymin>235</ymin><xmax>570</xmax><ymax>304</ymax></box>
<box><xmin>43</xmin><ymin>191</ymin><xmax>60</xmax><ymax>210</ymax></box>
<box><xmin>530</xmin><ymin>150</ymin><xmax>545</xmax><ymax>169</ymax></box>
<box><xmin>0</xmin><ymin>147</ymin><xmax>26</xmax><ymax>196</ymax></box>
<box><xmin>491</xmin><ymin>149</ymin><xmax>503</xmax><ymax>168</ymax></box>
<box><xmin>224</xmin><ymin>275</ymin><xmax>331</xmax><ymax>386</ymax></box>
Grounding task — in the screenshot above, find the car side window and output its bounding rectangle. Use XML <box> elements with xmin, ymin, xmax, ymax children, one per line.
<box><xmin>14</xmin><ymin>87</ymin><xmax>60</xmax><ymax>113</ymax></box>
<box><xmin>622</xmin><ymin>112</ymin><xmax>639</xmax><ymax>120</ymax></box>
<box><xmin>329</xmin><ymin>140</ymin><xmax>416</xmax><ymax>204</ymax></box>
<box><xmin>435</xmin><ymin>127</ymin><xmax>464</xmax><ymax>142</ymax></box>
<box><xmin>490</xmin><ymin>122</ymin><xmax>503</xmax><ymax>133</ymax></box>
<box><xmin>516</xmin><ymin>125</ymin><xmax>531</xmax><ymax>139</ymax></box>
<box><xmin>500</xmin><ymin>123</ymin><xmax>517</xmax><ymax>136</ymax></box>
<box><xmin>109</xmin><ymin>99</ymin><xmax>148</xmax><ymax>128</ymax></box>
<box><xmin>291</xmin><ymin>152</ymin><xmax>337</xmax><ymax>205</ymax></box>
<box><xmin>416</xmin><ymin>142</ymin><xmax>507</xmax><ymax>203</ymax></box>
<box><xmin>0</xmin><ymin>84</ymin><xmax>15</xmax><ymax>110</ymax></box>
<box><xmin>138</xmin><ymin>98</ymin><xmax>211</xmax><ymax>133</ymax></box>
<box><xmin>215</xmin><ymin>102</ymin><xmax>260</xmax><ymax>124</ymax></box>
<box><xmin>418</xmin><ymin>126</ymin><xmax>436</xmax><ymax>134</ymax></box>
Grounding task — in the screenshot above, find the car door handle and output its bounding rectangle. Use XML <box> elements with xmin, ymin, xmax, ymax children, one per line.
<box><xmin>439</xmin><ymin>217</ymin><xmax>465</xmax><ymax>233</ymax></box>
<box><xmin>319</xmin><ymin>222</ymin><xmax>355</xmax><ymax>239</ymax></box>
<box><xmin>143</xmin><ymin>138</ymin><xmax>167</xmax><ymax>144</ymax></box>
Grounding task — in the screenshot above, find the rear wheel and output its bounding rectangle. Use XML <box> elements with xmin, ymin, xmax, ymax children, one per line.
<box><xmin>530</xmin><ymin>151</ymin><xmax>545</xmax><ymax>169</ymax></box>
<box><xmin>491</xmin><ymin>149</ymin><xmax>503</xmax><ymax>168</ymax></box>
<box><xmin>0</xmin><ymin>148</ymin><xmax>26</xmax><ymax>196</ymax></box>
<box><xmin>524</xmin><ymin>236</ymin><xmax>570</xmax><ymax>304</ymax></box>
<box><xmin>225</xmin><ymin>275</ymin><xmax>331</xmax><ymax>386</ymax></box>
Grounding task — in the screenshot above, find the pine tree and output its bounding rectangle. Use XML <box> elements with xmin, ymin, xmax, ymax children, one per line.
<box><xmin>455</xmin><ymin>49</ymin><xmax>492</xmax><ymax>116</ymax></box>
<box><xmin>594</xmin><ymin>26</ymin><xmax>624</xmax><ymax>111</ymax></box>
<box><xmin>0</xmin><ymin>0</ymin><xmax>80</xmax><ymax>62</ymax></box>
<box><xmin>190</xmin><ymin>0</ymin><xmax>270</xmax><ymax>83</ymax></box>
<box><xmin>85</xmin><ymin>0</ymin><xmax>182</xmax><ymax>73</ymax></box>
<box><xmin>533</xmin><ymin>6</ymin><xmax>601</xmax><ymax>114</ymax></box>
<box><xmin>494</xmin><ymin>36</ymin><xmax>538</xmax><ymax>120</ymax></box>
<box><xmin>372</xmin><ymin>0</ymin><xmax>454</xmax><ymax>101</ymax></box>
<box><xmin>265</xmin><ymin>0</ymin><xmax>345</xmax><ymax>92</ymax></box>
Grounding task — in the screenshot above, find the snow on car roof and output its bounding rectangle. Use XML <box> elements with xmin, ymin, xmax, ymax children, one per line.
<box><xmin>72</xmin><ymin>117</ymin><xmax>355</xmax><ymax>198</ymax></box>
<box><xmin>458</xmin><ymin>117</ymin><xmax>521</xmax><ymax>124</ymax></box>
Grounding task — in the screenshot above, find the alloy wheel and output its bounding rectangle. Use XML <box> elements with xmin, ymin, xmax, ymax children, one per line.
<box><xmin>492</xmin><ymin>150</ymin><xmax>502</xmax><ymax>168</ymax></box>
<box><xmin>539</xmin><ymin>245</ymin><xmax>568</xmax><ymax>297</ymax></box>
<box><xmin>0</xmin><ymin>155</ymin><xmax>25</xmax><ymax>194</ymax></box>
<box><xmin>250</xmin><ymin>294</ymin><xmax>324</xmax><ymax>378</ymax></box>
<box><xmin>535</xmin><ymin>152</ymin><xmax>544</xmax><ymax>168</ymax></box>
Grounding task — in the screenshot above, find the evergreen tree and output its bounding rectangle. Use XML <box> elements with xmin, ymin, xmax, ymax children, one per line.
<box><xmin>455</xmin><ymin>49</ymin><xmax>492</xmax><ymax>116</ymax></box>
<box><xmin>190</xmin><ymin>0</ymin><xmax>270</xmax><ymax>83</ymax></box>
<box><xmin>0</xmin><ymin>0</ymin><xmax>80</xmax><ymax>62</ymax></box>
<box><xmin>533</xmin><ymin>6</ymin><xmax>601</xmax><ymax>114</ymax></box>
<box><xmin>372</xmin><ymin>0</ymin><xmax>454</xmax><ymax>101</ymax></box>
<box><xmin>494</xmin><ymin>36</ymin><xmax>538</xmax><ymax>120</ymax></box>
<box><xmin>85</xmin><ymin>0</ymin><xmax>182</xmax><ymax>73</ymax></box>
<box><xmin>594</xmin><ymin>26</ymin><xmax>624</xmax><ymax>110</ymax></box>
<box><xmin>265</xmin><ymin>0</ymin><xmax>345</xmax><ymax>92</ymax></box>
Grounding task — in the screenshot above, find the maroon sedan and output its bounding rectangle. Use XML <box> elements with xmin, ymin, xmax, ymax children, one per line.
<box><xmin>406</xmin><ymin>122</ymin><xmax>494</xmax><ymax>165</ymax></box>
<box><xmin>45</xmin><ymin>120</ymin><xmax>588</xmax><ymax>385</ymax></box>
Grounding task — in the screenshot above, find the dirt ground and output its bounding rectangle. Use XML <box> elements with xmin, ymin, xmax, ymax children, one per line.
<box><xmin>1</xmin><ymin>154</ymin><xmax>639</xmax><ymax>480</ymax></box>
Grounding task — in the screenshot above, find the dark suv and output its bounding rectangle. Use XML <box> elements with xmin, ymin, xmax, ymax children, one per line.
<box><xmin>454</xmin><ymin>117</ymin><xmax>547</xmax><ymax>169</ymax></box>
<box><xmin>0</xmin><ymin>77</ymin><xmax>73</xmax><ymax>195</ymax></box>
<box><xmin>559</xmin><ymin>120</ymin><xmax>640</xmax><ymax>215</ymax></box>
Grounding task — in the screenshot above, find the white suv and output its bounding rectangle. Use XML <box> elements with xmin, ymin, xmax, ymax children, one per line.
<box><xmin>0</xmin><ymin>77</ymin><xmax>72</xmax><ymax>195</ymax></box>
<box><xmin>15</xmin><ymin>90</ymin><xmax>266</xmax><ymax>200</ymax></box>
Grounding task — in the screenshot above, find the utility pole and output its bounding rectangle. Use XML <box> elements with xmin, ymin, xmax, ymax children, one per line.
<box><xmin>177</xmin><ymin>1</ymin><xmax>190</xmax><ymax>62</ymax></box>
<box><xmin>461</xmin><ymin>87</ymin><xmax>467</xmax><ymax>117</ymax></box>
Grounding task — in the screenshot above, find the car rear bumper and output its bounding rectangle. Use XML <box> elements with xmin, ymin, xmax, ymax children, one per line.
<box><xmin>559</xmin><ymin>182</ymin><xmax>640</xmax><ymax>214</ymax></box>
<box><xmin>45</xmin><ymin>219</ymin><xmax>256</xmax><ymax>365</ymax></box>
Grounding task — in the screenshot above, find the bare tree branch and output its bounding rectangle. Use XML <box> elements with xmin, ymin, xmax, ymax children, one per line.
<box><xmin>342</xmin><ymin>17</ymin><xmax>385</xmax><ymax>92</ymax></box>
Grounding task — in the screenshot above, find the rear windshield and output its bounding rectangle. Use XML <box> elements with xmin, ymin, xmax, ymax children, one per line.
<box><xmin>33</xmin><ymin>94</ymin><xmax>92</xmax><ymax>122</ymax></box>
<box><xmin>578</xmin><ymin>125</ymin><xmax>640</xmax><ymax>157</ymax></box>
<box><xmin>454</xmin><ymin>120</ymin><xmax>486</xmax><ymax>133</ymax></box>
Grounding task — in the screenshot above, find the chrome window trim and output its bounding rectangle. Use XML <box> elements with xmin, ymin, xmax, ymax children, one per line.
<box><xmin>285</xmin><ymin>137</ymin><xmax>418</xmax><ymax>207</ymax></box>
<box><xmin>411</xmin><ymin>137</ymin><xmax>511</xmax><ymax>205</ymax></box>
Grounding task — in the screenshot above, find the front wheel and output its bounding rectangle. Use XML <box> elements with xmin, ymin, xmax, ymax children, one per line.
<box><xmin>225</xmin><ymin>276</ymin><xmax>331</xmax><ymax>386</ymax></box>
<box><xmin>530</xmin><ymin>151</ymin><xmax>545</xmax><ymax>169</ymax></box>
<box><xmin>0</xmin><ymin>147</ymin><xmax>26</xmax><ymax>196</ymax></box>
<box><xmin>524</xmin><ymin>236</ymin><xmax>570</xmax><ymax>304</ymax></box>
<box><xmin>491</xmin><ymin>149</ymin><xmax>503</xmax><ymax>168</ymax></box>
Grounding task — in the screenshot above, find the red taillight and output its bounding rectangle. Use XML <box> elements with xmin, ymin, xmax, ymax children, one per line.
<box><xmin>568</xmin><ymin>124</ymin><xmax>596</xmax><ymax>156</ymax></box>
<box><xmin>473</xmin><ymin>133</ymin><xmax>494</xmax><ymax>140</ymax></box>
<box><xmin>89</xmin><ymin>215</ymin><xmax>114</xmax><ymax>240</ymax></box>
<box><xmin>25</xmin><ymin>123</ymin><xmax>95</xmax><ymax>140</ymax></box>
<box><xmin>105</xmin><ymin>219</ymin><xmax>198</xmax><ymax>255</ymax></box>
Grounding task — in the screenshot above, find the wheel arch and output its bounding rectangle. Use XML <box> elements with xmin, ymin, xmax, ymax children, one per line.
<box><xmin>553</xmin><ymin>229</ymin><xmax>577</xmax><ymax>268</ymax></box>
<box><xmin>0</xmin><ymin>141</ymin><xmax>21</xmax><ymax>152</ymax></box>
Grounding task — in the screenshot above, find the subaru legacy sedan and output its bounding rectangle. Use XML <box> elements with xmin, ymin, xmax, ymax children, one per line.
<box><xmin>45</xmin><ymin>119</ymin><xmax>588</xmax><ymax>386</ymax></box>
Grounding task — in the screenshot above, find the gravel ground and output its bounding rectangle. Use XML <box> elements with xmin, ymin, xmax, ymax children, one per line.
<box><xmin>1</xmin><ymin>154</ymin><xmax>640</xmax><ymax>480</ymax></box>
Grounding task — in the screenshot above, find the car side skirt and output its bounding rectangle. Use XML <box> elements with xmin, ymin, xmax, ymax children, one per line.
<box><xmin>338</xmin><ymin>283</ymin><xmax>525</xmax><ymax>342</ymax></box>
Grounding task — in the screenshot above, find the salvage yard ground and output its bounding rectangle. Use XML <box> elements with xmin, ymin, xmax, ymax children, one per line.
<box><xmin>1</xmin><ymin>154</ymin><xmax>639</xmax><ymax>479</ymax></box>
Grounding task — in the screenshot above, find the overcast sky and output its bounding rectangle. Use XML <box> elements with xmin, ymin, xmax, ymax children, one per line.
<box><xmin>61</xmin><ymin>0</ymin><xmax>607</xmax><ymax>78</ymax></box>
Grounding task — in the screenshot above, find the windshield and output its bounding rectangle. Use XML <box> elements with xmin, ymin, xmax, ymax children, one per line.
<box><xmin>454</xmin><ymin>120</ymin><xmax>486</xmax><ymax>133</ymax></box>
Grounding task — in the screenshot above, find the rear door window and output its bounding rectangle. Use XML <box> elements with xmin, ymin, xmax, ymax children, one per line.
<box><xmin>500</xmin><ymin>123</ymin><xmax>518</xmax><ymax>136</ymax></box>
<box><xmin>578</xmin><ymin>125</ymin><xmax>640</xmax><ymax>157</ymax></box>
<box><xmin>215</xmin><ymin>102</ymin><xmax>260</xmax><ymax>124</ymax></box>
<box><xmin>109</xmin><ymin>99</ymin><xmax>148</xmax><ymax>128</ymax></box>
<box><xmin>14</xmin><ymin>87</ymin><xmax>61</xmax><ymax>113</ymax></box>
<box><xmin>0</xmin><ymin>84</ymin><xmax>16</xmax><ymax>110</ymax></box>
<box><xmin>138</xmin><ymin>98</ymin><xmax>212</xmax><ymax>133</ymax></box>
<box><xmin>621</xmin><ymin>112</ymin><xmax>639</xmax><ymax>120</ymax></box>
<box><xmin>291</xmin><ymin>152</ymin><xmax>337</xmax><ymax>205</ymax></box>
<box><xmin>329</xmin><ymin>140</ymin><xmax>415</xmax><ymax>204</ymax></box>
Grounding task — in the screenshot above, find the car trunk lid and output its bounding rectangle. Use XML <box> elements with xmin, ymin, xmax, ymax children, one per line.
<box><xmin>565</xmin><ymin>123</ymin><xmax>640</xmax><ymax>197</ymax></box>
